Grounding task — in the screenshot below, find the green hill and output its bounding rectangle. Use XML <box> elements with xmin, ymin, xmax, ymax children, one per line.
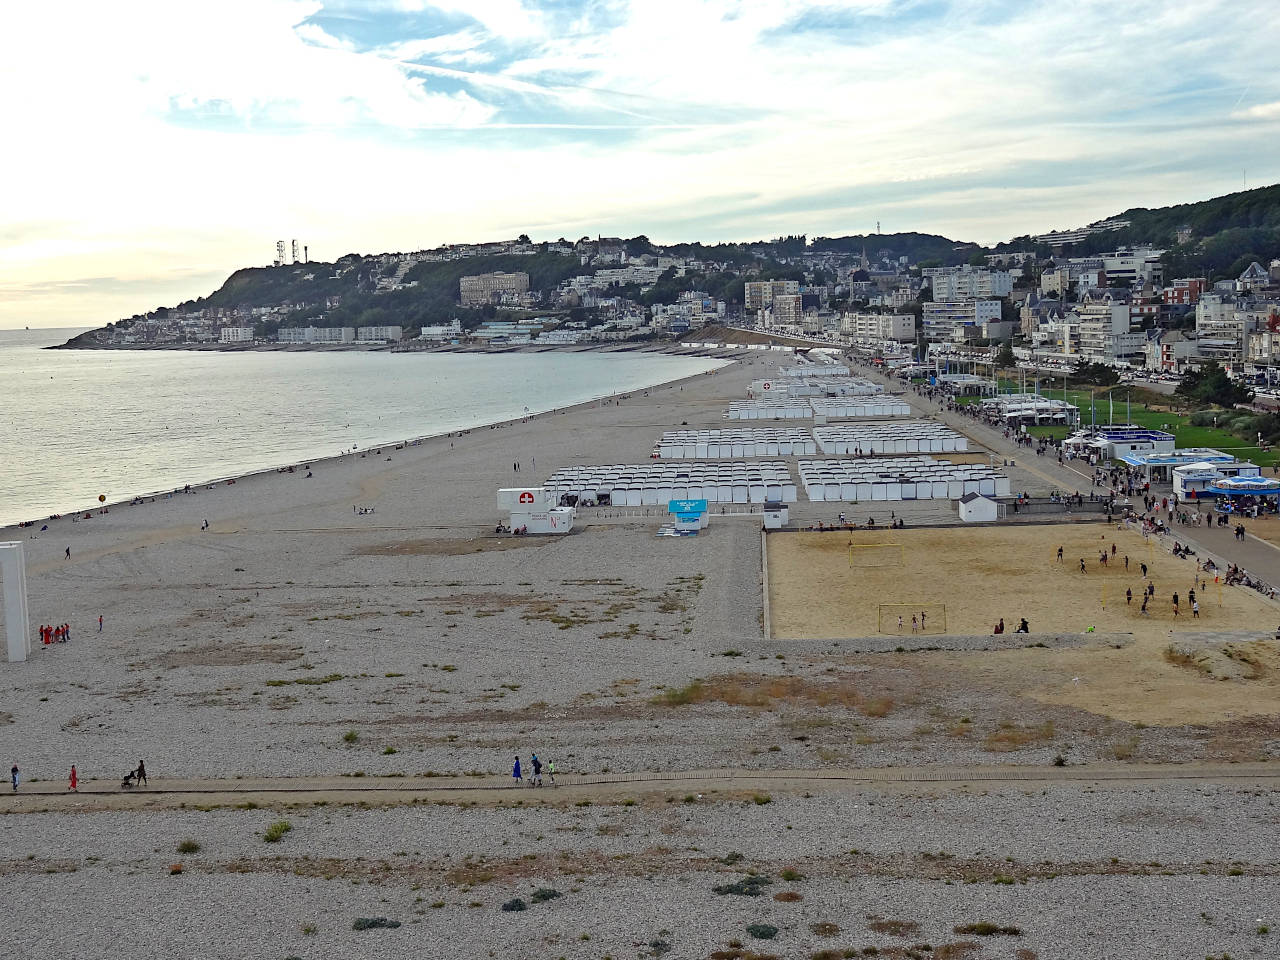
<box><xmin>1000</xmin><ymin>183</ymin><xmax>1280</xmax><ymax>282</ymax></box>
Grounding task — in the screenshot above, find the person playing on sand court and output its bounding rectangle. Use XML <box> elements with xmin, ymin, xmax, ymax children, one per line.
<box><xmin>1140</xmin><ymin>594</ymin><xmax>1149</xmax><ymax>616</ymax></box>
<box><xmin>512</xmin><ymin>756</ymin><xmax>522</xmax><ymax>785</ymax></box>
<box><xmin>1124</xmin><ymin>555</ymin><xmax>1129</xmax><ymax>571</ymax></box>
<box><xmin>1192</xmin><ymin>599</ymin><xmax>1200</xmax><ymax>618</ymax></box>
<box><xmin>911</xmin><ymin>614</ymin><xmax>918</xmax><ymax>634</ymax></box>
<box><xmin>1172</xmin><ymin>592</ymin><xmax>1180</xmax><ymax>617</ymax></box>
<box><xmin>1126</xmin><ymin>587</ymin><xmax>1132</xmax><ymax>605</ymax></box>
<box><xmin>69</xmin><ymin>765</ymin><xmax>77</xmax><ymax>792</ymax></box>
<box><xmin>920</xmin><ymin>610</ymin><xmax>927</xmax><ymax>632</ymax></box>
<box><xmin>1140</xmin><ymin>562</ymin><xmax>1148</xmax><ymax>579</ymax></box>
<box><xmin>1057</xmin><ymin>546</ymin><xmax>1063</xmax><ymax>562</ymax></box>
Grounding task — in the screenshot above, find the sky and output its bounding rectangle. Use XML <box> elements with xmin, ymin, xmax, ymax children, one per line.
<box><xmin>3</xmin><ymin>0</ymin><xmax>1280</xmax><ymax>328</ymax></box>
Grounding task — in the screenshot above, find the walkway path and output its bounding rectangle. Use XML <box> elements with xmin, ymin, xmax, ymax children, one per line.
<box><xmin>12</xmin><ymin>762</ymin><xmax>1280</xmax><ymax>811</ymax></box>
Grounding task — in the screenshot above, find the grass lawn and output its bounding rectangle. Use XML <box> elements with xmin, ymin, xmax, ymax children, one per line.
<box><xmin>1022</xmin><ymin>387</ymin><xmax>1279</xmax><ymax>467</ymax></box>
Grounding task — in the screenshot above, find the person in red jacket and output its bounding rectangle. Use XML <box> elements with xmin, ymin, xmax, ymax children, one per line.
<box><xmin>69</xmin><ymin>765</ymin><xmax>78</xmax><ymax>792</ymax></box>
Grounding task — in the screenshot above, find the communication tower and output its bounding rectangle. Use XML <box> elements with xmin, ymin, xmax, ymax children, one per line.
<box><xmin>275</xmin><ymin>240</ymin><xmax>286</xmax><ymax>267</ymax></box>
<box><xmin>303</xmin><ymin>245</ymin><xmax>308</xmax><ymax>264</ymax></box>
<box><xmin>291</xmin><ymin>239</ymin><xmax>299</xmax><ymax>264</ymax></box>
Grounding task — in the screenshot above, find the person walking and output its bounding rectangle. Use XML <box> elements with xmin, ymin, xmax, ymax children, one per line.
<box><xmin>1140</xmin><ymin>562</ymin><xmax>1148</xmax><ymax>579</ymax></box>
<box><xmin>1172</xmin><ymin>592</ymin><xmax>1180</xmax><ymax>617</ymax></box>
<box><xmin>98</xmin><ymin>615</ymin><xmax>103</xmax><ymax>633</ymax></box>
<box><xmin>512</xmin><ymin>756</ymin><xmax>522</xmax><ymax>786</ymax></box>
<box><xmin>10</xmin><ymin>765</ymin><xmax>17</xmax><ymax>792</ymax></box>
<box><xmin>531</xmin><ymin>753</ymin><xmax>543</xmax><ymax>787</ymax></box>
<box><xmin>1079</xmin><ymin>558</ymin><xmax>1087</xmax><ymax>574</ymax></box>
<box><xmin>65</xmin><ymin>546</ymin><xmax>71</xmax><ymax>559</ymax></box>
<box><xmin>1192</xmin><ymin>599</ymin><xmax>1200</xmax><ymax>618</ymax></box>
<box><xmin>68</xmin><ymin>765</ymin><xmax>77</xmax><ymax>792</ymax></box>
<box><xmin>546</xmin><ymin>759</ymin><xmax>556</xmax><ymax>787</ymax></box>
<box><xmin>1126</xmin><ymin>587</ymin><xmax>1132</xmax><ymax>605</ymax></box>
<box><xmin>135</xmin><ymin>760</ymin><xmax>147</xmax><ymax>786</ymax></box>
<box><xmin>1056</xmin><ymin>546</ymin><xmax>1063</xmax><ymax>562</ymax></box>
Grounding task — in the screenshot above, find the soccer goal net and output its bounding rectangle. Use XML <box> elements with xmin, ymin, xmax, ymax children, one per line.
<box><xmin>877</xmin><ymin>603</ymin><xmax>947</xmax><ymax>635</ymax></box>
<box><xmin>848</xmin><ymin>542</ymin><xmax>904</xmax><ymax>567</ymax></box>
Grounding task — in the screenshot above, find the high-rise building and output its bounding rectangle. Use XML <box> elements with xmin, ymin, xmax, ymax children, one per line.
<box><xmin>745</xmin><ymin>280</ymin><xmax>800</xmax><ymax>311</ymax></box>
<box><xmin>459</xmin><ymin>271</ymin><xmax>530</xmax><ymax>306</ymax></box>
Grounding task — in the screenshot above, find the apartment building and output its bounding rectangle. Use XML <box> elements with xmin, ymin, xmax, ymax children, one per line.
<box><xmin>357</xmin><ymin>325</ymin><xmax>403</xmax><ymax>342</ymax></box>
<box><xmin>1163</xmin><ymin>277</ymin><xmax>1208</xmax><ymax>306</ymax></box>
<box><xmin>924</xmin><ymin>266</ymin><xmax>1014</xmax><ymax>300</ymax></box>
<box><xmin>219</xmin><ymin>326</ymin><xmax>254</xmax><ymax>343</ymax></box>
<box><xmin>772</xmin><ymin>293</ymin><xmax>804</xmax><ymax>328</ymax></box>
<box><xmin>841</xmin><ymin>312</ymin><xmax>915</xmax><ymax>341</ymax></box>
<box><xmin>921</xmin><ymin>300</ymin><xmax>1001</xmax><ymax>342</ymax></box>
<box><xmin>1075</xmin><ymin>302</ymin><xmax>1145</xmax><ymax>362</ymax></box>
<box><xmin>745</xmin><ymin>279</ymin><xmax>800</xmax><ymax>311</ymax></box>
<box><xmin>278</xmin><ymin>326</ymin><xmax>356</xmax><ymax>343</ymax></box>
<box><xmin>459</xmin><ymin>271</ymin><xmax>530</xmax><ymax>306</ymax></box>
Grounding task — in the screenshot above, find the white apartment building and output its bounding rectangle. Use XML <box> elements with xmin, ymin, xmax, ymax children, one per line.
<box><xmin>594</xmin><ymin>265</ymin><xmax>664</xmax><ymax>287</ymax></box>
<box><xmin>357</xmin><ymin>325</ymin><xmax>403</xmax><ymax>342</ymax></box>
<box><xmin>771</xmin><ymin>293</ymin><xmax>804</xmax><ymax>328</ymax></box>
<box><xmin>419</xmin><ymin>319</ymin><xmax>463</xmax><ymax>341</ymax></box>
<box><xmin>924</xmin><ymin>266</ymin><xmax>1014</xmax><ymax>300</ymax></box>
<box><xmin>841</xmin><ymin>312</ymin><xmax>915</xmax><ymax>342</ymax></box>
<box><xmin>219</xmin><ymin>326</ymin><xmax>254</xmax><ymax>343</ymax></box>
<box><xmin>1075</xmin><ymin>302</ymin><xmax>1145</xmax><ymax>361</ymax></box>
<box><xmin>921</xmin><ymin>300</ymin><xmax>1001</xmax><ymax>341</ymax></box>
<box><xmin>745</xmin><ymin>279</ymin><xmax>800</xmax><ymax>311</ymax></box>
<box><xmin>278</xmin><ymin>326</ymin><xmax>356</xmax><ymax>344</ymax></box>
<box><xmin>459</xmin><ymin>271</ymin><xmax>530</xmax><ymax>306</ymax></box>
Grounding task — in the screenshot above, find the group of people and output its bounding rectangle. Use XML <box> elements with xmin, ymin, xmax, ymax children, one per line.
<box><xmin>9</xmin><ymin>760</ymin><xmax>146</xmax><ymax>792</ymax></box>
<box><xmin>511</xmin><ymin>754</ymin><xmax>555</xmax><ymax>787</ymax></box>
<box><xmin>991</xmin><ymin>617</ymin><xmax>1030</xmax><ymax>634</ymax></box>
<box><xmin>39</xmin><ymin>622</ymin><xmax>71</xmax><ymax>644</ymax></box>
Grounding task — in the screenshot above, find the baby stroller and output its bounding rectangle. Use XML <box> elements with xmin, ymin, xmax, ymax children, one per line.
<box><xmin>121</xmin><ymin>770</ymin><xmax>137</xmax><ymax>789</ymax></box>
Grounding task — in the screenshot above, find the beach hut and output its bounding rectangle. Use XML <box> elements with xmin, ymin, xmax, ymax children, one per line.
<box><xmin>958</xmin><ymin>493</ymin><xmax>998</xmax><ymax>523</ymax></box>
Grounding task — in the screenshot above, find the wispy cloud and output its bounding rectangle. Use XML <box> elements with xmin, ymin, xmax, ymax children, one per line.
<box><xmin>3</xmin><ymin>0</ymin><xmax>1280</xmax><ymax>326</ymax></box>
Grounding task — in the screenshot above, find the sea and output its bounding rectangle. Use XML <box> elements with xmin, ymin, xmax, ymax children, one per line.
<box><xmin>0</xmin><ymin>328</ymin><xmax>729</xmax><ymax>527</ymax></box>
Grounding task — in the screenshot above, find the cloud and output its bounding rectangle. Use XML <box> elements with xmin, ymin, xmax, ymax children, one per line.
<box><xmin>4</xmin><ymin>0</ymin><xmax>1280</xmax><ymax>327</ymax></box>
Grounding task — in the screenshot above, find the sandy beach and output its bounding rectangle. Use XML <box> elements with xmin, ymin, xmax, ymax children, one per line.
<box><xmin>4</xmin><ymin>352</ymin><xmax>1279</xmax><ymax>959</ymax></box>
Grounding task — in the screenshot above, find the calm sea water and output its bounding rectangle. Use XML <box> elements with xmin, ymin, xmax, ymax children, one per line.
<box><xmin>0</xmin><ymin>328</ymin><xmax>728</xmax><ymax>526</ymax></box>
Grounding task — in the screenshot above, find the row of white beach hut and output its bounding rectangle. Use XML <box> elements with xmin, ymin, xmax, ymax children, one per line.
<box><xmin>811</xmin><ymin>398</ymin><xmax>912</xmax><ymax>418</ymax></box>
<box><xmin>783</xmin><ymin>364</ymin><xmax>849</xmax><ymax>377</ymax></box>
<box><xmin>813</xmin><ymin>421</ymin><xmax>969</xmax><ymax>455</ymax></box>
<box><xmin>543</xmin><ymin>461</ymin><xmax>799</xmax><ymax>504</ymax></box>
<box><xmin>799</xmin><ymin>457</ymin><xmax>1010</xmax><ymax>501</ymax></box>
<box><xmin>656</xmin><ymin>428</ymin><xmax>817</xmax><ymax>458</ymax></box>
<box><xmin>751</xmin><ymin>376</ymin><xmax>884</xmax><ymax>398</ymax></box>
<box><xmin>726</xmin><ymin>398</ymin><xmax>911</xmax><ymax>420</ymax></box>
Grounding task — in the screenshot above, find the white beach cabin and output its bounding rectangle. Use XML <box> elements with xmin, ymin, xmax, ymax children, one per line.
<box><xmin>958</xmin><ymin>493</ymin><xmax>998</xmax><ymax>523</ymax></box>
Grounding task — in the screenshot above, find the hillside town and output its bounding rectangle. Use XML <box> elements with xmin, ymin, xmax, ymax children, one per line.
<box><xmin>77</xmin><ymin>228</ymin><xmax>1280</xmax><ymax>382</ymax></box>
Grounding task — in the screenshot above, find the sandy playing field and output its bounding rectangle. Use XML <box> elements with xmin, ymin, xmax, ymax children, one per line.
<box><xmin>769</xmin><ymin>524</ymin><xmax>1272</xmax><ymax>638</ymax></box>
<box><xmin>768</xmin><ymin>523</ymin><xmax>1280</xmax><ymax>725</ymax></box>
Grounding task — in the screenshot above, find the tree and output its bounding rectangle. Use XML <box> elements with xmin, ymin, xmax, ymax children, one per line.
<box><xmin>1074</xmin><ymin>361</ymin><xmax>1120</xmax><ymax>386</ymax></box>
<box><xmin>1176</xmin><ymin>361</ymin><xmax>1254</xmax><ymax>406</ymax></box>
<box><xmin>516</xmin><ymin>233</ymin><xmax>530</xmax><ymax>244</ymax></box>
<box><xmin>995</xmin><ymin>341</ymin><xmax>1016</xmax><ymax>368</ymax></box>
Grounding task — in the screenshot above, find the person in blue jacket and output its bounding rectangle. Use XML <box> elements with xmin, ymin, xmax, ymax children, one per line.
<box><xmin>512</xmin><ymin>756</ymin><xmax>521</xmax><ymax>785</ymax></box>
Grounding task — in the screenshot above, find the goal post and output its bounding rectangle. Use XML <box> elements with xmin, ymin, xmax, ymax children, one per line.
<box><xmin>877</xmin><ymin>603</ymin><xmax>947</xmax><ymax>635</ymax></box>
<box><xmin>848</xmin><ymin>542</ymin><xmax>905</xmax><ymax>567</ymax></box>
